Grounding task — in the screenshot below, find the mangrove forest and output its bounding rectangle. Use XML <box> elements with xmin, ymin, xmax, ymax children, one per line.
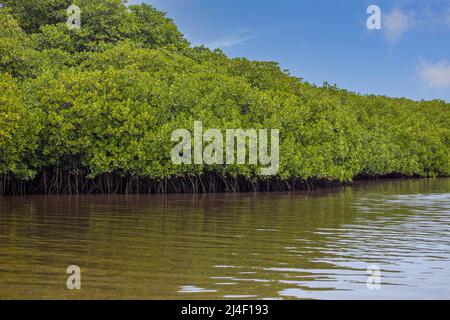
<box><xmin>1</xmin><ymin>0</ymin><xmax>449</xmax><ymax>195</ymax></box>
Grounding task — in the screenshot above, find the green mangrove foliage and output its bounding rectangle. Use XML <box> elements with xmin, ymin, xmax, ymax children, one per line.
<box><xmin>0</xmin><ymin>1</ymin><xmax>449</xmax><ymax>194</ymax></box>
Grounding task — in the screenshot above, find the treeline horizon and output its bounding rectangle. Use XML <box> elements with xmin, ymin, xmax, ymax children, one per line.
<box><xmin>1</xmin><ymin>0</ymin><xmax>449</xmax><ymax>195</ymax></box>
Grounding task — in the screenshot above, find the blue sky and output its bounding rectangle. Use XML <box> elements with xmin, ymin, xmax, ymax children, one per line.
<box><xmin>128</xmin><ymin>0</ymin><xmax>450</xmax><ymax>102</ymax></box>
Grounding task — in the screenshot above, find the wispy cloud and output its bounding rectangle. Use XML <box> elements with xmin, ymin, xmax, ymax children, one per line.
<box><xmin>417</xmin><ymin>59</ymin><xmax>450</xmax><ymax>88</ymax></box>
<box><xmin>383</xmin><ymin>6</ymin><xmax>450</xmax><ymax>44</ymax></box>
<box><xmin>417</xmin><ymin>6</ymin><xmax>450</xmax><ymax>29</ymax></box>
<box><xmin>383</xmin><ymin>8</ymin><xmax>415</xmax><ymax>44</ymax></box>
<box><xmin>204</xmin><ymin>32</ymin><xmax>259</xmax><ymax>49</ymax></box>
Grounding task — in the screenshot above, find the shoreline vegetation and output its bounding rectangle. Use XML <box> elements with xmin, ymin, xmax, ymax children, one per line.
<box><xmin>1</xmin><ymin>1</ymin><xmax>449</xmax><ymax>196</ymax></box>
<box><xmin>0</xmin><ymin>172</ymin><xmax>444</xmax><ymax>196</ymax></box>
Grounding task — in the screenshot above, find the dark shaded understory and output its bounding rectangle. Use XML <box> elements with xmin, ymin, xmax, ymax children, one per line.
<box><xmin>1</xmin><ymin>170</ymin><xmax>433</xmax><ymax>196</ymax></box>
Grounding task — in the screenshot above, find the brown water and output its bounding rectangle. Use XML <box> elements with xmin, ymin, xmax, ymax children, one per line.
<box><xmin>0</xmin><ymin>179</ymin><xmax>449</xmax><ymax>300</ymax></box>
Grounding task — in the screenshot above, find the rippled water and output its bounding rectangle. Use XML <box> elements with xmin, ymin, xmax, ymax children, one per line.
<box><xmin>0</xmin><ymin>179</ymin><xmax>449</xmax><ymax>299</ymax></box>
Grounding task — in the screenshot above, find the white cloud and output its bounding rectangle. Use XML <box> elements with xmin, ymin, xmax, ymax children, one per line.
<box><xmin>204</xmin><ymin>33</ymin><xmax>259</xmax><ymax>49</ymax></box>
<box><xmin>381</xmin><ymin>6</ymin><xmax>450</xmax><ymax>44</ymax></box>
<box><xmin>417</xmin><ymin>59</ymin><xmax>450</xmax><ymax>88</ymax></box>
<box><xmin>383</xmin><ymin>8</ymin><xmax>415</xmax><ymax>44</ymax></box>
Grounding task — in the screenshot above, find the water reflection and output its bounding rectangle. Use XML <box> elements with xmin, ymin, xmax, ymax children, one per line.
<box><xmin>0</xmin><ymin>178</ymin><xmax>449</xmax><ymax>299</ymax></box>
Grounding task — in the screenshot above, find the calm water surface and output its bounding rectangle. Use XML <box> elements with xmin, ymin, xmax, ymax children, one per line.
<box><xmin>1</xmin><ymin>179</ymin><xmax>449</xmax><ymax>299</ymax></box>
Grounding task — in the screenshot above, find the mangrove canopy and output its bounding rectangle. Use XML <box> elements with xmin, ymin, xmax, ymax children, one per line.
<box><xmin>0</xmin><ymin>0</ymin><xmax>449</xmax><ymax>194</ymax></box>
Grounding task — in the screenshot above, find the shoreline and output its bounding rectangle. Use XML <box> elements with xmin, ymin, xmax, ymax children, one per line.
<box><xmin>1</xmin><ymin>172</ymin><xmax>448</xmax><ymax>196</ymax></box>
